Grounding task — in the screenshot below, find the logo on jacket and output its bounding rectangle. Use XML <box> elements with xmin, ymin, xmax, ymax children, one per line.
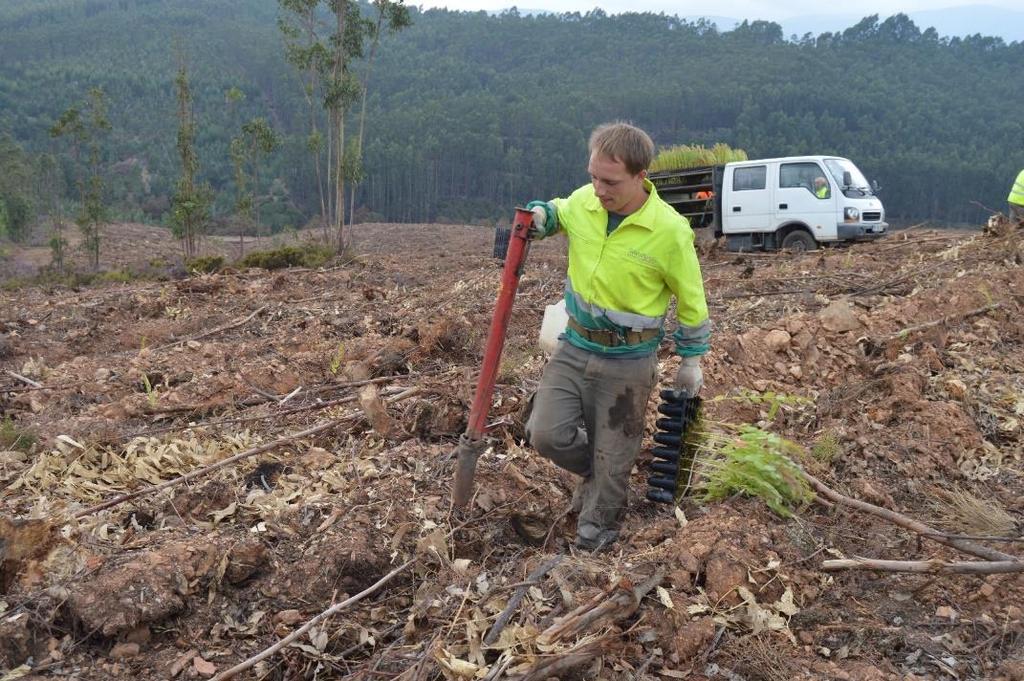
<box><xmin>627</xmin><ymin>249</ymin><xmax>657</xmax><ymax>266</ymax></box>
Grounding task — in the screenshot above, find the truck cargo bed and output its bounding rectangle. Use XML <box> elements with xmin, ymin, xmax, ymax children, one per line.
<box><xmin>649</xmin><ymin>164</ymin><xmax>723</xmax><ymax>231</ymax></box>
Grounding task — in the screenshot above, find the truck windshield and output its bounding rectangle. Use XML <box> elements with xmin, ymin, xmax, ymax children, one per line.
<box><xmin>824</xmin><ymin>159</ymin><xmax>872</xmax><ymax>197</ymax></box>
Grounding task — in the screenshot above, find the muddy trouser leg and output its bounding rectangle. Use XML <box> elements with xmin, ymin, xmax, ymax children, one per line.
<box><xmin>527</xmin><ymin>343</ymin><xmax>659</xmax><ymax>545</ymax></box>
<box><xmin>526</xmin><ymin>342</ymin><xmax>592</xmax><ymax>477</ymax></box>
<box><xmin>575</xmin><ymin>351</ymin><xmax>658</xmax><ymax>546</ymax></box>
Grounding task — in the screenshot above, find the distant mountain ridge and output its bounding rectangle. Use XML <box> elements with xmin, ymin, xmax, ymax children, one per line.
<box><xmin>1</xmin><ymin>0</ymin><xmax>1020</xmax><ymax>227</ymax></box>
<box><xmin>694</xmin><ymin>5</ymin><xmax>1024</xmax><ymax>42</ymax></box>
<box><xmin>511</xmin><ymin>5</ymin><xmax>1023</xmax><ymax>42</ymax></box>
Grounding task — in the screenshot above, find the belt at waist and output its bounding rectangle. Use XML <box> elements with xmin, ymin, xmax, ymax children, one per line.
<box><xmin>567</xmin><ymin>317</ymin><xmax>660</xmax><ymax>347</ymax></box>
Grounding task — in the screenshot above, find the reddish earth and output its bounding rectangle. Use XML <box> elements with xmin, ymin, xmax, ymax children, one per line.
<box><xmin>1</xmin><ymin>220</ymin><xmax>1022</xmax><ymax>680</ymax></box>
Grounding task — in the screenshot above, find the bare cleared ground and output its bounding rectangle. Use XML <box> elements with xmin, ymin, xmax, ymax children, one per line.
<box><xmin>0</xmin><ymin>221</ymin><xmax>313</xmax><ymax>280</ymax></box>
<box><xmin>1</xmin><ymin>220</ymin><xmax>1022</xmax><ymax>680</ymax></box>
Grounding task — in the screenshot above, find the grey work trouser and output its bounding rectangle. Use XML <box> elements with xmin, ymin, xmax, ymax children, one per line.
<box><xmin>526</xmin><ymin>341</ymin><xmax>658</xmax><ymax>544</ymax></box>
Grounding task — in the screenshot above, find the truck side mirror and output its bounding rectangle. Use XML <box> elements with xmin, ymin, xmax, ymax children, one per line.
<box><xmin>871</xmin><ymin>179</ymin><xmax>881</xmax><ymax>194</ymax></box>
<box><xmin>842</xmin><ymin>171</ymin><xmax>852</xmax><ymax>187</ymax></box>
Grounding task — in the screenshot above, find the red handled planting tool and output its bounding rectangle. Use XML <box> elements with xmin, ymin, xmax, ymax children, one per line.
<box><xmin>452</xmin><ymin>207</ymin><xmax>533</xmax><ymax>509</ymax></box>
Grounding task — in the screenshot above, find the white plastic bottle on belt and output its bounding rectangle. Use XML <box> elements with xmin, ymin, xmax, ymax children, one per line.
<box><xmin>538</xmin><ymin>299</ymin><xmax>568</xmax><ymax>354</ymax></box>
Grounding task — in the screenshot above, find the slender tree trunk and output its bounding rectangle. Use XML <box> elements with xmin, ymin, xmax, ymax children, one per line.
<box><xmin>54</xmin><ymin>191</ymin><xmax>65</xmax><ymax>273</ymax></box>
<box><xmin>332</xmin><ymin>6</ymin><xmax>347</xmax><ymax>253</ymax></box>
<box><xmin>335</xmin><ymin>111</ymin><xmax>345</xmax><ymax>252</ymax></box>
<box><xmin>312</xmin><ymin>98</ymin><xmax>328</xmax><ymax>240</ymax></box>
<box><xmin>325</xmin><ymin>120</ymin><xmax>333</xmax><ymax>231</ymax></box>
<box><xmin>348</xmin><ymin>6</ymin><xmax>386</xmax><ymax>229</ymax></box>
<box><xmin>302</xmin><ymin>12</ymin><xmax>328</xmax><ymax>241</ymax></box>
<box><xmin>253</xmin><ymin>163</ymin><xmax>261</xmax><ymax>245</ymax></box>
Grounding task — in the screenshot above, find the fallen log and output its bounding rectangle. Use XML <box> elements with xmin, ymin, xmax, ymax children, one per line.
<box><xmin>210</xmin><ymin>558</ymin><xmax>416</xmax><ymax>681</ymax></box>
<box><xmin>805</xmin><ymin>473</ymin><xmax>1017</xmax><ymax>563</ymax></box>
<box><xmin>821</xmin><ymin>557</ymin><xmax>1024</xmax><ymax>574</ymax></box>
<box><xmin>538</xmin><ymin>570</ymin><xmax>664</xmax><ymax>646</ymax></box>
<box><xmin>484</xmin><ymin>554</ymin><xmax>563</xmax><ymax>646</ymax></box>
<box><xmin>881</xmin><ymin>302</ymin><xmax>1003</xmax><ymax>341</ymax></box>
<box><xmin>151</xmin><ymin>305</ymin><xmax>267</xmax><ymax>352</ymax></box>
<box><xmin>507</xmin><ymin>635</ymin><xmax>614</xmax><ymax>681</ymax></box>
<box><xmin>130</xmin><ymin>378</ymin><xmax>414</xmax><ymax>439</ymax></box>
<box><xmin>4</xmin><ymin>370</ymin><xmax>42</xmax><ymax>388</ymax></box>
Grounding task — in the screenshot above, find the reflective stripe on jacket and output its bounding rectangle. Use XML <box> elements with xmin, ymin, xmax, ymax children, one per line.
<box><xmin>550</xmin><ymin>179</ymin><xmax>710</xmax><ymax>357</ymax></box>
<box><xmin>1009</xmin><ymin>169</ymin><xmax>1024</xmax><ymax>206</ymax></box>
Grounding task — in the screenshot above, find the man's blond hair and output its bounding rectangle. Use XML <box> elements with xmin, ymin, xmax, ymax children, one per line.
<box><xmin>588</xmin><ymin>122</ymin><xmax>654</xmax><ymax>176</ymax></box>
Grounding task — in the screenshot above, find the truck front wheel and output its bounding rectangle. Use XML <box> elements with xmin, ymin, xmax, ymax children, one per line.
<box><xmin>781</xmin><ymin>229</ymin><xmax>817</xmax><ymax>252</ymax></box>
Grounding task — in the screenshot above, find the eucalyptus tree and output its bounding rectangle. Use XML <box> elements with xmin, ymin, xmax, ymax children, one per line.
<box><xmin>278</xmin><ymin>0</ymin><xmax>410</xmax><ymax>252</ymax></box>
<box><xmin>170</xmin><ymin>56</ymin><xmax>213</xmax><ymax>260</ymax></box>
<box><xmin>37</xmin><ymin>153</ymin><xmax>67</xmax><ymax>272</ymax></box>
<box><xmin>50</xmin><ymin>87</ymin><xmax>110</xmax><ymax>271</ymax></box>
<box><xmin>348</xmin><ymin>0</ymin><xmax>411</xmax><ymax>227</ymax></box>
<box><xmin>0</xmin><ymin>135</ymin><xmax>34</xmax><ymax>243</ymax></box>
<box><xmin>231</xmin><ymin>117</ymin><xmax>280</xmax><ymax>245</ymax></box>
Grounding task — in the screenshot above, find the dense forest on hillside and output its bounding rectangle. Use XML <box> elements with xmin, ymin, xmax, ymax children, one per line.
<box><xmin>1</xmin><ymin>0</ymin><xmax>1022</xmax><ymax>238</ymax></box>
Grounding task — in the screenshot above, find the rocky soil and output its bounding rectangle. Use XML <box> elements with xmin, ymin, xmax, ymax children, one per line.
<box><xmin>1</xmin><ymin>220</ymin><xmax>1022</xmax><ymax>680</ymax></box>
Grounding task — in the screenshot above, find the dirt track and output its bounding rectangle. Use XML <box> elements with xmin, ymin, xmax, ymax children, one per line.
<box><xmin>1</xmin><ymin>222</ymin><xmax>1022</xmax><ymax>680</ymax></box>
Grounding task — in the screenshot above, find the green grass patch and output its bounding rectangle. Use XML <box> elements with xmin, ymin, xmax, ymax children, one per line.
<box><xmin>237</xmin><ymin>244</ymin><xmax>334</xmax><ymax>270</ymax></box>
<box><xmin>96</xmin><ymin>269</ymin><xmax>133</xmax><ymax>284</ymax></box>
<box><xmin>186</xmin><ymin>255</ymin><xmax>225</xmax><ymax>274</ymax></box>
<box><xmin>2</xmin><ymin>267</ymin><xmax>145</xmax><ymax>290</ymax></box>
<box><xmin>1</xmin><ymin>416</ymin><xmax>37</xmax><ymax>452</ymax></box>
<box><xmin>811</xmin><ymin>431</ymin><xmax>841</xmax><ymax>463</ymax></box>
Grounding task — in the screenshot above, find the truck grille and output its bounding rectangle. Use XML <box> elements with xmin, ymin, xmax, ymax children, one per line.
<box><xmin>862</xmin><ymin>211</ymin><xmax>882</xmax><ymax>222</ymax></box>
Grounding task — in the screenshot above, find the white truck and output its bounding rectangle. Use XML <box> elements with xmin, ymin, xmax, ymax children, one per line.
<box><xmin>649</xmin><ymin>155</ymin><xmax>887</xmax><ymax>251</ymax></box>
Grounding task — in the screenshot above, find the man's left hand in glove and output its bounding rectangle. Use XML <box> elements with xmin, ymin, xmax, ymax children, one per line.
<box><xmin>674</xmin><ymin>356</ymin><xmax>703</xmax><ymax>398</ymax></box>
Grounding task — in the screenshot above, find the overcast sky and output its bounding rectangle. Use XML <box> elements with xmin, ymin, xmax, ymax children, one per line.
<box><xmin>415</xmin><ymin>0</ymin><xmax>1019</xmax><ymax>21</ymax></box>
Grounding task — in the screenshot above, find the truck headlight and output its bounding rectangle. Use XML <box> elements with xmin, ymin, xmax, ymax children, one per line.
<box><xmin>844</xmin><ymin>207</ymin><xmax>860</xmax><ymax>222</ymax></box>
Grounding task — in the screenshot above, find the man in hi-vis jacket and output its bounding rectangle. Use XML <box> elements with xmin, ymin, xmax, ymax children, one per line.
<box><xmin>525</xmin><ymin>121</ymin><xmax>710</xmax><ymax>550</ymax></box>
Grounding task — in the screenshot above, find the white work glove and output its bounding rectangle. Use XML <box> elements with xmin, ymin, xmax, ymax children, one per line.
<box><xmin>526</xmin><ymin>200</ymin><xmax>554</xmax><ymax>240</ymax></box>
<box><xmin>674</xmin><ymin>356</ymin><xmax>703</xmax><ymax>397</ymax></box>
<box><xmin>530</xmin><ymin>206</ymin><xmax>547</xmax><ymax>238</ymax></box>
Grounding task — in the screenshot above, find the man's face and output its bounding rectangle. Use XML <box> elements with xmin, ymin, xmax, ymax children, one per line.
<box><xmin>588</xmin><ymin>152</ymin><xmax>647</xmax><ymax>215</ymax></box>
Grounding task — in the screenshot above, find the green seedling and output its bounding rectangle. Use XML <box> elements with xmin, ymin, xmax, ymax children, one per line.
<box><xmin>977</xmin><ymin>284</ymin><xmax>994</xmax><ymax>306</ymax></box>
<box><xmin>650</xmin><ymin>143</ymin><xmax>748</xmax><ymax>172</ymax></box>
<box><xmin>141</xmin><ymin>373</ymin><xmax>158</xmax><ymax>408</ymax></box>
<box><xmin>735</xmin><ymin>388</ymin><xmax>812</xmax><ymax>420</ymax></box>
<box><xmin>329</xmin><ymin>343</ymin><xmax>345</xmax><ymax>375</ymax></box>
<box><xmin>701</xmin><ymin>425</ymin><xmax>813</xmax><ymax>517</ymax></box>
<box><xmin>1</xmin><ymin>416</ymin><xmax>37</xmax><ymax>452</ymax></box>
<box><xmin>810</xmin><ymin>431</ymin><xmax>841</xmax><ymax>463</ymax></box>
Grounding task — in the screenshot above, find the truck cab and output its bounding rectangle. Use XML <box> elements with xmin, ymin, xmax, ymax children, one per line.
<box><xmin>650</xmin><ymin>155</ymin><xmax>887</xmax><ymax>252</ymax></box>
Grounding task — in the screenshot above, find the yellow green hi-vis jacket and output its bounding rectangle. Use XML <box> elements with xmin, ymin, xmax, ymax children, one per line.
<box><xmin>1009</xmin><ymin>169</ymin><xmax>1024</xmax><ymax>206</ymax></box>
<box><xmin>537</xmin><ymin>179</ymin><xmax>710</xmax><ymax>357</ymax></box>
